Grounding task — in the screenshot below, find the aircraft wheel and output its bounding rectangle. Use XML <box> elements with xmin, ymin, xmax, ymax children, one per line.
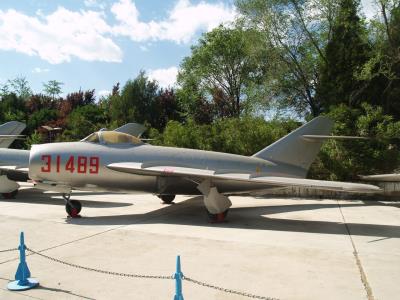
<box><xmin>207</xmin><ymin>209</ymin><xmax>228</xmax><ymax>223</ymax></box>
<box><xmin>66</xmin><ymin>200</ymin><xmax>82</xmax><ymax>218</ymax></box>
<box><xmin>2</xmin><ymin>189</ymin><xmax>18</xmax><ymax>199</ymax></box>
<box><xmin>159</xmin><ymin>194</ymin><xmax>175</xmax><ymax>204</ymax></box>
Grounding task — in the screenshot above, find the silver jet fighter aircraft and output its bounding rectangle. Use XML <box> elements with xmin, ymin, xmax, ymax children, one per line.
<box><xmin>1</xmin><ymin>116</ymin><xmax>380</xmax><ymax>220</ymax></box>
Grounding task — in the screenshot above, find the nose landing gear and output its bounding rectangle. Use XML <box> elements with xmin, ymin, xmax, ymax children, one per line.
<box><xmin>63</xmin><ymin>193</ymin><xmax>82</xmax><ymax>218</ymax></box>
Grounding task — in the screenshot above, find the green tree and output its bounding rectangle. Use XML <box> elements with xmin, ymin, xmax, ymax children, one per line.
<box><xmin>7</xmin><ymin>76</ymin><xmax>32</xmax><ymax>100</ymax></box>
<box><xmin>0</xmin><ymin>93</ymin><xmax>26</xmax><ymax>123</ymax></box>
<box><xmin>43</xmin><ymin>80</ymin><xmax>64</xmax><ymax>100</ymax></box>
<box><xmin>316</xmin><ymin>0</ymin><xmax>370</xmax><ymax>111</ymax></box>
<box><xmin>155</xmin><ymin>117</ymin><xmax>298</xmax><ymax>155</ymax></box>
<box><xmin>309</xmin><ymin>103</ymin><xmax>400</xmax><ymax>180</ymax></box>
<box><xmin>178</xmin><ymin>25</ymin><xmax>267</xmax><ymax>119</ymax></box>
<box><xmin>110</xmin><ymin>71</ymin><xmax>159</xmax><ymax>127</ymax></box>
<box><xmin>358</xmin><ymin>0</ymin><xmax>400</xmax><ymax>118</ymax></box>
<box><xmin>25</xmin><ymin>130</ymin><xmax>44</xmax><ymax>149</ymax></box>
<box><xmin>62</xmin><ymin>104</ymin><xmax>108</xmax><ymax>140</ymax></box>
<box><xmin>27</xmin><ymin>109</ymin><xmax>58</xmax><ymax>133</ymax></box>
<box><xmin>237</xmin><ymin>0</ymin><xmax>338</xmax><ymax>117</ymax></box>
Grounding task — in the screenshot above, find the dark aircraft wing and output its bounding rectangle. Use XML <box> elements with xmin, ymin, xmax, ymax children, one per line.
<box><xmin>107</xmin><ymin>162</ymin><xmax>381</xmax><ymax>194</ymax></box>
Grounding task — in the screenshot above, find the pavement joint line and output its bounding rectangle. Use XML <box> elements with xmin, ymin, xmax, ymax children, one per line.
<box><xmin>336</xmin><ymin>200</ymin><xmax>375</xmax><ymax>300</ymax></box>
<box><xmin>0</xmin><ymin>289</ymin><xmax>45</xmax><ymax>300</ymax></box>
<box><xmin>0</xmin><ymin>288</ymin><xmax>45</xmax><ymax>300</ymax></box>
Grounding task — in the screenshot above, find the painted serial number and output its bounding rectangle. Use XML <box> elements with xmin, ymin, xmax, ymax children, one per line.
<box><xmin>41</xmin><ymin>155</ymin><xmax>100</xmax><ymax>174</ymax></box>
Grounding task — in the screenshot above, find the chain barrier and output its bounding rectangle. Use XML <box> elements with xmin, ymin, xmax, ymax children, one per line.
<box><xmin>0</xmin><ymin>248</ymin><xmax>17</xmax><ymax>253</ymax></box>
<box><xmin>184</xmin><ymin>276</ymin><xmax>279</xmax><ymax>300</ymax></box>
<box><xmin>17</xmin><ymin>247</ymin><xmax>279</xmax><ymax>300</ymax></box>
<box><xmin>26</xmin><ymin>248</ymin><xmax>173</xmax><ymax>280</ymax></box>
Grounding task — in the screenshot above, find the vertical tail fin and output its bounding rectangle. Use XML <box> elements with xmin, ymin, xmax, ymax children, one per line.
<box><xmin>0</xmin><ymin>121</ymin><xmax>26</xmax><ymax>148</ymax></box>
<box><xmin>253</xmin><ymin>116</ymin><xmax>333</xmax><ymax>177</ymax></box>
<box><xmin>114</xmin><ymin>123</ymin><xmax>146</xmax><ymax>137</ymax></box>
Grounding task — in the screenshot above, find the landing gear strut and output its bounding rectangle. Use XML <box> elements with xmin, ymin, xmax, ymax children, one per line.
<box><xmin>197</xmin><ymin>180</ymin><xmax>232</xmax><ymax>223</ymax></box>
<box><xmin>158</xmin><ymin>194</ymin><xmax>175</xmax><ymax>204</ymax></box>
<box><xmin>63</xmin><ymin>193</ymin><xmax>81</xmax><ymax>218</ymax></box>
<box><xmin>2</xmin><ymin>189</ymin><xmax>18</xmax><ymax>199</ymax></box>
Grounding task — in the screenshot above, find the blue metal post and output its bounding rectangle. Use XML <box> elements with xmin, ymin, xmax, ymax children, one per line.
<box><xmin>7</xmin><ymin>232</ymin><xmax>39</xmax><ymax>291</ymax></box>
<box><xmin>173</xmin><ymin>255</ymin><xmax>184</xmax><ymax>300</ymax></box>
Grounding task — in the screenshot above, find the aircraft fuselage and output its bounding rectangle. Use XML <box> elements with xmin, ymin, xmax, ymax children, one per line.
<box><xmin>28</xmin><ymin>142</ymin><xmax>304</xmax><ymax>195</ymax></box>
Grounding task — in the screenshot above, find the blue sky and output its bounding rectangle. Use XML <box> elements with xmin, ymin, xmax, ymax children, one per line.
<box><xmin>0</xmin><ymin>0</ymin><xmax>376</xmax><ymax>98</ymax></box>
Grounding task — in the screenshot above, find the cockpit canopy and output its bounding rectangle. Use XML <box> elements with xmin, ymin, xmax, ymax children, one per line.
<box><xmin>82</xmin><ymin>131</ymin><xmax>143</xmax><ymax>145</ymax></box>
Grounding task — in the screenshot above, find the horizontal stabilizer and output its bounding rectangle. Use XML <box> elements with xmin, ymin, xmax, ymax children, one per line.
<box><xmin>302</xmin><ymin>135</ymin><xmax>370</xmax><ymax>141</ymax></box>
<box><xmin>360</xmin><ymin>173</ymin><xmax>400</xmax><ymax>182</ymax></box>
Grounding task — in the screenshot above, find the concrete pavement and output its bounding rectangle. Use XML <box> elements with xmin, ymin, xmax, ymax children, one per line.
<box><xmin>0</xmin><ymin>185</ymin><xmax>399</xmax><ymax>300</ymax></box>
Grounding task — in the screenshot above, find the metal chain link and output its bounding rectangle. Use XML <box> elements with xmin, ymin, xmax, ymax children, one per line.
<box><xmin>26</xmin><ymin>247</ymin><xmax>279</xmax><ymax>300</ymax></box>
<box><xmin>0</xmin><ymin>247</ymin><xmax>17</xmax><ymax>253</ymax></box>
<box><xmin>26</xmin><ymin>248</ymin><xmax>173</xmax><ymax>280</ymax></box>
<box><xmin>184</xmin><ymin>276</ymin><xmax>279</xmax><ymax>300</ymax></box>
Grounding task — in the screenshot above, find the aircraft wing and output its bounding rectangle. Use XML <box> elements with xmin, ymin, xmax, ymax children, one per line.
<box><xmin>0</xmin><ymin>149</ymin><xmax>30</xmax><ymax>179</ymax></box>
<box><xmin>107</xmin><ymin>162</ymin><xmax>381</xmax><ymax>194</ymax></box>
<box><xmin>0</xmin><ymin>166</ymin><xmax>29</xmax><ymax>173</ymax></box>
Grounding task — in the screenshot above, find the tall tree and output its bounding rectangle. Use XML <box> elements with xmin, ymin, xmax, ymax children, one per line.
<box><xmin>316</xmin><ymin>0</ymin><xmax>370</xmax><ymax>110</ymax></box>
<box><xmin>237</xmin><ymin>0</ymin><xmax>339</xmax><ymax>117</ymax></box>
<box><xmin>7</xmin><ymin>76</ymin><xmax>32</xmax><ymax>100</ymax></box>
<box><xmin>110</xmin><ymin>71</ymin><xmax>159</xmax><ymax>126</ymax></box>
<box><xmin>178</xmin><ymin>25</ymin><xmax>267</xmax><ymax>119</ymax></box>
<box><xmin>43</xmin><ymin>80</ymin><xmax>64</xmax><ymax>100</ymax></box>
<box><xmin>358</xmin><ymin>0</ymin><xmax>400</xmax><ymax>118</ymax></box>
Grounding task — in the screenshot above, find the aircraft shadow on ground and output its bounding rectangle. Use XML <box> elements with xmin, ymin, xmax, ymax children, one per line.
<box><xmin>0</xmin><ymin>189</ymin><xmax>132</xmax><ymax>209</ymax></box>
<box><xmin>66</xmin><ymin>196</ymin><xmax>400</xmax><ymax>238</ymax></box>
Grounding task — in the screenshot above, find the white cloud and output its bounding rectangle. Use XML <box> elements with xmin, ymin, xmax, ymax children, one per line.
<box><xmin>0</xmin><ymin>8</ymin><xmax>122</xmax><ymax>64</ymax></box>
<box><xmin>32</xmin><ymin>67</ymin><xmax>50</xmax><ymax>73</ymax></box>
<box><xmin>148</xmin><ymin>66</ymin><xmax>178</xmax><ymax>88</ymax></box>
<box><xmin>97</xmin><ymin>90</ymin><xmax>111</xmax><ymax>97</ymax></box>
<box><xmin>111</xmin><ymin>0</ymin><xmax>236</xmax><ymax>43</ymax></box>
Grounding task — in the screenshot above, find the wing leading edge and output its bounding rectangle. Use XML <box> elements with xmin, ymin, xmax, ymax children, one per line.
<box><xmin>107</xmin><ymin>162</ymin><xmax>381</xmax><ymax>194</ymax></box>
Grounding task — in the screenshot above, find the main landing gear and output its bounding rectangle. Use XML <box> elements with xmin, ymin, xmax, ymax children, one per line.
<box><xmin>1</xmin><ymin>189</ymin><xmax>18</xmax><ymax>199</ymax></box>
<box><xmin>158</xmin><ymin>194</ymin><xmax>176</xmax><ymax>204</ymax></box>
<box><xmin>207</xmin><ymin>209</ymin><xmax>229</xmax><ymax>223</ymax></box>
<box><xmin>197</xmin><ymin>180</ymin><xmax>231</xmax><ymax>223</ymax></box>
<box><xmin>63</xmin><ymin>193</ymin><xmax>82</xmax><ymax>218</ymax></box>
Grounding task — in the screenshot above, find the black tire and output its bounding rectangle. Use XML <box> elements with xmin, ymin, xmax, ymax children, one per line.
<box><xmin>65</xmin><ymin>200</ymin><xmax>82</xmax><ymax>217</ymax></box>
<box><xmin>159</xmin><ymin>194</ymin><xmax>176</xmax><ymax>204</ymax></box>
<box><xmin>2</xmin><ymin>189</ymin><xmax>18</xmax><ymax>199</ymax></box>
<box><xmin>207</xmin><ymin>209</ymin><xmax>229</xmax><ymax>223</ymax></box>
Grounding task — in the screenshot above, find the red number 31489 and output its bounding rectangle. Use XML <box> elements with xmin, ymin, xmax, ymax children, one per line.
<box><xmin>41</xmin><ymin>155</ymin><xmax>99</xmax><ymax>174</ymax></box>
